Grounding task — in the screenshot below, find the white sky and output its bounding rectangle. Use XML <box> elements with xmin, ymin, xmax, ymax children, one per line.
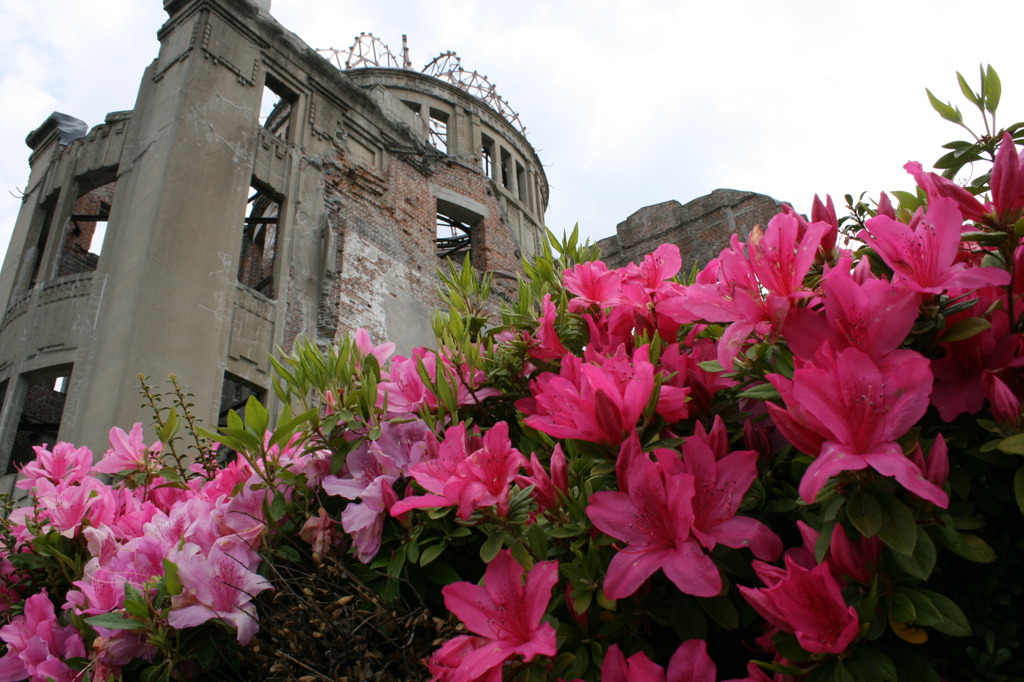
<box><xmin>1</xmin><ymin>0</ymin><xmax>1022</xmax><ymax>268</ymax></box>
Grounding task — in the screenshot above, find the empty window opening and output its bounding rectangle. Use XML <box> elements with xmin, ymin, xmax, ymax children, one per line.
<box><xmin>26</xmin><ymin>200</ymin><xmax>57</xmax><ymax>291</ymax></box>
<box><xmin>53</xmin><ymin>376</ymin><xmax>68</xmax><ymax>394</ymax></box>
<box><xmin>238</xmin><ymin>184</ymin><xmax>280</xmax><ymax>298</ymax></box>
<box><xmin>401</xmin><ymin>100</ymin><xmax>422</xmax><ymax>115</ymax></box>
<box><xmin>218</xmin><ymin>374</ymin><xmax>265</xmax><ymax>428</ymax></box>
<box><xmin>59</xmin><ymin>181</ymin><xmax>116</xmax><ymax>277</ymax></box>
<box><xmin>500</xmin><ymin>148</ymin><xmax>512</xmax><ymax>189</ymax></box>
<box><xmin>516</xmin><ymin>162</ymin><xmax>527</xmax><ymax>203</ymax></box>
<box><xmin>436</xmin><ymin>213</ymin><xmax>472</xmax><ymax>259</ymax></box>
<box><xmin>259</xmin><ymin>75</ymin><xmax>295</xmax><ymax>139</ymax></box>
<box><xmin>435</xmin><ymin>198</ymin><xmax>482</xmax><ymax>260</ymax></box>
<box><xmin>8</xmin><ymin>373</ymin><xmax>70</xmax><ymax>475</ymax></box>
<box><xmin>428</xmin><ymin>109</ymin><xmax>449</xmax><ymax>154</ymax></box>
<box><xmin>480</xmin><ymin>134</ymin><xmax>494</xmax><ymax>178</ymax></box>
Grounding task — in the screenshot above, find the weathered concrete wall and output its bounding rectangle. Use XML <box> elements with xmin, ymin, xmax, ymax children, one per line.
<box><xmin>596</xmin><ymin>189</ymin><xmax>782</xmax><ymax>270</ymax></box>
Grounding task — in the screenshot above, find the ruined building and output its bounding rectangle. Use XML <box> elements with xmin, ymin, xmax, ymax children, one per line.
<box><xmin>0</xmin><ymin>0</ymin><xmax>786</xmax><ymax>489</ymax></box>
<box><xmin>0</xmin><ymin>0</ymin><xmax>549</xmax><ymax>482</ymax></box>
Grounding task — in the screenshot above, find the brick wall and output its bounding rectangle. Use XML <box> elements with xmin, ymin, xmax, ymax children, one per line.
<box><xmin>596</xmin><ymin>189</ymin><xmax>782</xmax><ymax>270</ymax></box>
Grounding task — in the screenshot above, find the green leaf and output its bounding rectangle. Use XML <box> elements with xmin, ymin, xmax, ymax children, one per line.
<box><xmin>162</xmin><ymin>558</ymin><xmax>182</xmax><ymax>596</ymax></box>
<box><xmin>158</xmin><ymin>408</ymin><xmax>179</xmax><ymax>444</ymax></box>
<box><xmin>847</xmin><ymin>647</ymin><xmax>897</xmax><ymax>682</ymax></box>
<box><xmin>915</xmin><ymin>589</ymin><xmax>972</xmax><ymax>637</ymax></box>
<box><xmin>926</xmin><ymin>88</ymin><xmax>963</xmax><ymax>124</ymax></box>
<box><xmin>698</xmin><ymin>594</ymin><xmax>739</xmax><ymax>630</ymax></box>
<box><xmin>274</xmin><ymin>544</ymin><xmax>301</xmax><ymax>563</ymax></box>
<box><xmin>1015</xmin><ymin>467</ymin><xmax>1024</xmax><ymax>515</ymax></box>
<box><xmin>889</xmin><ymin>525</ymin><xmax>936</xmax><ymax>580</ymax></box>
<box><xmin>890</xmin><ymin>591</ymin><xmax>917</xmax><ymax>623</ymax></box>
<box><xmin>269</xmin><ymin>491</ymin><xmax>287</xmax><ymax>521</ymax></box>
<box><xmin>957</xmin><ymin>71</ymin><xmax>981</xmax><ymax>106</ymax></box>
<box><xmin>480</xmin><ymin>531</ymin><xmax>504</xmax><ymax>563</ymax></box>
<box><xmin>419</xmin><ymin>542</ymin><xmax>446</xmax><ymax>567</ymax></box>
<box><xmin>996</xmin><ymin>433</ymin><xmax>1024</xmax><ymax>455</ymax></box>
<box><xmin>941</xmin><ymin>317</ymin><xmax>991</xmax><ymax>343</ymax></box>
<box><xmin>739</xmin><ymin>383</ymin><xmax>781</xmax><ymax>401</ymax></box>
<box><xmin>877</xmin><ymin>494</ymin><xmax>917</xmax><ymax>556</ymax></box>
<box><xmin>85</xmin><ymin>612</ymin><xmax>145</xmax><ymax>631</ymax></box>
<box><xmin>985</xmin><ymin>65</ymin><xmax>1001</xmax><ymax>113</ymax></box>
<box><xmin>846</xmin><ymin>489</ymin><xmax>884</xmax><ymax>538</ymax></box>
<box><xmin>941</xmin><ymin>531</ymin><xmax>997</xmax><ymax>563</ymax></box>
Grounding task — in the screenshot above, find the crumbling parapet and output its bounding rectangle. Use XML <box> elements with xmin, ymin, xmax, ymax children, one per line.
<box><xmin>597</xmin><ymin>189</ymin><xmax>782</xmax><ymax>270</ymax></box>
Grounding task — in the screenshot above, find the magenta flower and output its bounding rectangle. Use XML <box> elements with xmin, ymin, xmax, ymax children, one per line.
<box><xmin>390</xmin><ymin>422</ymin><xmax>526</xmax><ymax>520</ymax></box>
<box><xmin>587</xmin><ymin>435</ymin><xmax>720</xmax><ymax>599</ymax></box>
<box><xmin>516</xmin><ymin>344</ymin><xmax>655</xmax><ymax>446</ymax></box>
<box><xmin>859</xmin><ymin>197</ymin><xmax>1009</xmax><ymax>294</ymax></box>
<box><xmin>601</xmin><ymin>639</ymin><xmax>756</xmax><ymax>682</ymax></box>
<box><xmin>783</xmin><ymin>261</ymin><xmax>921</xmax><ymax>362</ymax></box>
<box><xmin>739</xmin><ymin>556</ymin><xmax>860</xmax><ymax>655</ymax></box>
<box><xmin>673</xmin><ymin>432</ymin><xmax>782</xmax><ymax>562</ymax></box>
<box><xmin>525</xmin><ymin>294</ymin><xmax>568</xmax><ymax>361</ymax></box>
<box><xmin>563</xmin><ymin>260</ymin><xmax>624</xmax><ymax>312</ymax></box>
<box><xmin>769</xmin><ymin>347</ymin><xmax>948</xmax><ymax>506</ymax></box>
<box><xmin>430</xmin><ymin>550</ymin><xmax>557</xmax><ymax>681</ymax></box>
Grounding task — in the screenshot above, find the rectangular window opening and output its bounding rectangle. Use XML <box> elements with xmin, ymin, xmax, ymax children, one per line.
<box><xmin>500</xmin><ymin>148</ymin><xmax>512</xmax><ymax>189</ymax></box>
<box><xmin>480</xmin><ymin>134</ymin><xmax>494</xmax><ymax>178</ymax></box>
<box><xmin>218</xmin><ymin>374</ymin><xmax>266</xmax><ymax>428</ymax></box>
<box><xmin>60</xmin><ymin>181</ymin><xmax>116</xmax><ymax>277</ymax></box>
<box><xmin>260</xmin><ymin>75</ymin><xmax>295</xmax><ymax>139</ymax></box>
<box><xmin>516</xmin><ymin>162</ymin><xmax>527</xmax><ymax>203</ymax></box>
<box><xmin>428</xmin><ymin>108</ymin><xmax>449</xmax><ymax>154</ymax></box>
<box><xmin>238</xmin><ymin>183</ymin><xmax>280</xmax><ymax>298</ymax></box>
<box><xmin>27</xmin><ymin>201</ymin><xmax>57</xmax><ymax>290</ymax></box>
<box><xmin>8</xmin><ymin>373</ymin><xmax>70</xmax><ymax>475</ymax></box>
<box><xmin>436</xmin><ymin>211</ymin><xmax>473</xmax><ymax>260</ymax></box>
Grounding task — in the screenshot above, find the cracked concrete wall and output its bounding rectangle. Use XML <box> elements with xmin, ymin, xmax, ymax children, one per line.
<box><xmin>0</xmin><ymin>0</ymin><xmax>548</xmax><ymax>470</ymax></box>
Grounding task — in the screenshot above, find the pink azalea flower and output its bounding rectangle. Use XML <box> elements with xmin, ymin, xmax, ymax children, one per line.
<box><xmin>431</xmin><ymin>550</ymin><xmax>557</xmax><ymax>681</ymax></box>
<box><xmin>0</xmin><ymin>591</ymin><xmax>86</xmax><ymax>682</ymax></box>
<box><xmin>93</xmin><ymin>423</ymin><xmax>162</xmax><ymax>475</ymax></box>
<box><xmin>587</xmin><ymin>435</ymin><xmax>720</xmax><ymax>599</ymax></box>
<box><xmin>904</xmin><ymin>161</ymin><xmax>987</xmax><ymax>222</ymax></box>
<box><xmin>16</xmin><ymin>441</ymin><xmax>93</xmax><ymax>489</ymax></box>
<box><xmin>563</xmin><ymin>260</ymin><xmax>624</xmax><ymax>312</ymax></box>
<box><xmin>323</xmin><ymin>421</ymin><xmax>428</xmax><ymax>561</ymax></box>
<box><xmin>783</xmin><ymin>261</ymin><xmax>921</xmax><ymax>361</ymax></box>
<box><xmin>299</xmin><ymin>507</ymin><xmax>344</xmax><ymax>555</ymax></box>
<box><xmin>769</xmin><ymin>347</ymin><xmax>948</xmax><ymax>506</ymax></box>
<box><xmin>931</xmin><ymin>295</ymin><xmax>1024</xmax><ymax>421</ymax></box>
<box><xmin>516</xmin><ymin>344</ymin><xmax>655</xmax><ymax>446</ymax></box>
<box><xmin>990</xmin><ymin>132</ymin><xmax>1024</xmax><ymax>223</ymax></box>
<box><xmin>664</xmin><ymin>213</ymin><xmax>829</xmax><ymax>368</ymax></box>
<box><xmin>353</xmin><ymin>327</ymin><xmax>396</xmax><ymax>367</ymax></box>
<box><xmin>525</xmin><ymin>294</ymin><xmax>568</xmax><ymax>361</ymax></box>
<box><xmin>168</xmin><ymin>542</ymin><xmax>273</xmax><ymax>645</ymax></box>
<box><xmin>671</xmin><ymin>430</ymin><xmax>781</xmax><ymax>562</ymax></box>
<box><xmin>602</xmin><ymin>640</ymin><xmax>754</xmax><ymax>682</ymax></box>
<box><xmin>390</xmin><ymin>422</ymin><xmax>526</xmax><ymax>520</ymax></box>
<box><xmin>859</xmin><ymin>197</ymin><xmax>1009</xmax><ymax>295</ymax></box>
<box><xmin>739</xmin><ymin>556</ymin><xmax>860</xmax><ymax>655</ymax></box>
<box><xmin>514</xmin><ymin>445</ymin><xmax>568</xmax><ymax>515</ymax></box>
